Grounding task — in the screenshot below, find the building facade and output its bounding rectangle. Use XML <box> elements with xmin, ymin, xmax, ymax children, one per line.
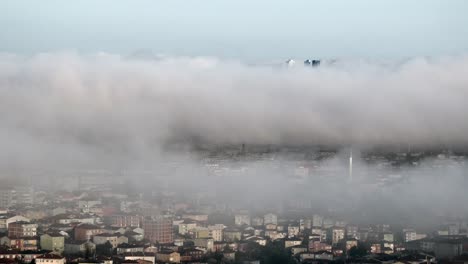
<box><xmin>142</xmin><ymin>218</ymin><xmax>173</xmax><ymax>244</ymax></box>
<box><xmin>8</xmin><ymin>222</ymin><xmax>38</xmax><ymax>238</ymax></box>
<box><xmin>40</xmin><ymin>234</ymin><xmax>65</xmax><ymax>253</ymax></box>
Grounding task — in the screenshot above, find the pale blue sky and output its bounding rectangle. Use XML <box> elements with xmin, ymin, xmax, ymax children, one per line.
<box><xmin>1</xmin><ymin>0</ymin><xmax>467</xmax><ymax>60</ymax></box>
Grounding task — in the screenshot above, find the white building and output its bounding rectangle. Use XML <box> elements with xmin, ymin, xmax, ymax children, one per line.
<box><xmin>288</xmin><ymin>226</ymin><xmax>300</xmax><ymax>238</ymax></box>
<box><xmin>1</xmin><ymin>215</ymin><xmax>30</xmax><ymax>229</ymax></box>
<box><xmin>194</xmin><ymin>238</ymin><xmax>214</xmax><ymax>252</ymax></box>
<box><xmin>234</xmin><ymin>214</ymin><xmax>250</xmax><ymax>226</ymax></box>
<box><xmin>404</xmin><ymin>229</ymin><xmax>417</xmax><ymax>242</ymax></box>
<box><xmin>124</xmin><ymin>253</ymin><xmax>155</xmax><ymax>264</ymax></box>
<box><xmin>78</xmin><ymin>200</ymin><xmax>102</xmax><ymax>213</ymax></box>
<box><xmin>208</xmin><ymin>224</ymin><xmax>224</xmax><ymax>242</ymax></box>
<box><xmin>331</xmin><ymin>227</ymin><xmax>345</xmax><ymax>245</ymax></box>
<box><xmin>312</xmin><ymin>215</ymin><xmax>323</xmax><ymax>227</ymax></box>
<box><xmin>246</xmin><ymin>236</ymin><xmax>267</xmax><ymax>246</ymax></box>
<box><xmin>285</xmin><ymin>238</ymin><xmax>302</xmax><ymax>248</ymax></box>
<box><xmin>263</xmin><ymin>213</ymin><xmax>277</xmax><ymax>225</ymax></box>
<box><xmin>0</xmin><ymin>189</ymin><xmax>13</xmax><ymax>209</ymax></box>
<box><xmin>14</xmin><ymin>186</ymin><xmax>35</xmax><ymax>205</ymax></box>
<box><xmin>251</xmin><ymin>217</ymin><xmax>263</xmax><ymax>227</ymax></box>
<box><xmin>177</xmin><ymin>222</ymin><xmax>197</xmax><ymax>235</ymax></box>
<box><xmin>93</xmin><ymin>233</ymin><xmax>128</xmax><ymax>248</ymax></box>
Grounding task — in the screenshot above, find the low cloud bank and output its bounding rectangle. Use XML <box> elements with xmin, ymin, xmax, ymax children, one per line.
<box><xmin>1</xmin><ymin>52</ymin><xmax>468</xmax><ymax>170</ymax></box>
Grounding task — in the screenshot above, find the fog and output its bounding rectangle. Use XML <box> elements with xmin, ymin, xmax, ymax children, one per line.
<box><xmin>1</xmin><ymin>52</ymin><xmax>468</xmax><ymax>227</ymax></box>
<box><xmin>2</xmin><ymin>53</ymin><xmax>468</xmax><ymax>157</ymax></box>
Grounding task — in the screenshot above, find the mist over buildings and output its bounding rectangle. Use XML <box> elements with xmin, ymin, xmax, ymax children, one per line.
<box><xmin>2</xmin><ymin>1</ymin><xmax>468</xmax><ymax>261</ymax></box>
<box><xmin>1</xmin><ymin>52</ymin><xmax>468</xmax><ymax>228</ymax></box>
<box><xmin>1</xmin><ymin>53</ymin><xmax>468</xmax><ymax>159</ymax></box>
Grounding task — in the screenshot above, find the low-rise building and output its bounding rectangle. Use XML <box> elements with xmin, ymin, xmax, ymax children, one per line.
<box><xmin>20</xmin><ymin>250</ymin><xmax>50</xmax><ymax>264</ymax></box>
<box><xmin>74</xmin><ymin>224</ymin><xmax>103</xmax><ymax>241</ymax></box>
<box><xmin>234</xmin><ymin>214</ymin><xmax>250</xmax><ymax>226</ymax></box>
<box><xmin>177</xmin><ymin>221</ymin><xmax>197</xmax><ymax>235</ymax></box>
<box><xmin>309</xmin><ymin>241</ymin><xmax>332</xmax><ymax>253</ymax></box>
<box><xmin>35</xmin><ymin>254</ymin><xmax>66</xmax><ymax>264</ymax></box>
<box><xmin>287</xmin><ymin>225</ymin><xmax>300</xmax><ymax>238</ymax></box>
<box><xmin>208</xmin><ymin>224</ymin><xmax>224</xmax><ymax>242</ymax></box>
<box><xmin>245</xmin><ymin>236</ymin><xmax>266</xmax><ymax>246</ymax></box>
<box><xmin>193</xmin><ymin>238</ymin><xmax>214</xmax><ymax>252</ymax></box>
<box><xmin>40</xmin><ymin>234</ymin><xmax>65</xmax><ymax>253</ymax></box>
<box><xmin>124</xmin><ymin>252</ymin><xmax>156</xmax><ymax>264</ymax></box>
<box><xmin>0</xmin><ymin>215</ymin><xmax>30</xmax><ymax>231</ymax></box>
<box><xmin>7</xmin><ymin>237</ymin><xmax>38</xmax><ymax>251</ymax></box>
<box><xmin>224</xmin><ymin>229</ymin><xmax>241</xmax><ymax>242</ymax></box>
<box><xmin>263</xmin><ymin>214</ymin><xmax>277</xmax><ymax>225</ymax></box>
<box><xmin>299</xmin><ymin>251</ymin><xmax>333</xmax><ymax>262</ymax></box>
<box><xmin>181</xmin><ymin>214</ymin><xmax>208</xmax><ymax>222</ymax></box>
<box><xmin>155</xmin><ymin>250</ymin><xmax>180</xmax><ymax>263</ymax></box>
<box><xmin>284</xmin><ymin>238</ymin><xmax>302</xmax><ymax>248</ymax></box>
<box><xmin>0</xmin><ymin>247</ymin><xmax>20</xmax><ymax>261</ymax></box>
<box><xmin>329</xmin><ymin>227</ymin><xmax>345</xmax><ymax>245</ymax></box>
<box><xmin>116</xmin><ymin>244</ymin><xmax>144</xmax><ymax>254</ymax></box>
<box><xmin>251</xmin><ymin>217</ymin><xmax>263</xmax><ymax>227</ymax></box>
<box><xmin>64</xmin><ymin>240</ymin><xmax>96</xmax><ymax>255</ymax></box>
<box><xmin>180</xmin><ymin>248</ymin><xmax>203</xmax><ymax>262</ymax></box>
<box><xmin>93</xmin><ymin>233</ymin><xmax>128</xmax><ymax>248</ymax></box>
<box><xmin>291</xmin><ymin>245</ymin><xmax>307</xmax><ymax>255</ymax></box>
<box><xmin>124</xmin><ymin>231</ymin><xmax>143</xmax><ymax>242</ymax></box>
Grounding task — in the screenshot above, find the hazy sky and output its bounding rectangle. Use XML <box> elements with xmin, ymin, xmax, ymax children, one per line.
<box><xmin>1</xmin><ymin>0</ymin><xmax>468</xmax><ymax>60</ymax></box>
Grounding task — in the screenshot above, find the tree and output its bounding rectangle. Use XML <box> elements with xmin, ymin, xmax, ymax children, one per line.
<box><xmin>96</xmin><ymin>241</ymin><xmax>113</xmax><ymax>257</ymax></box>
<box><xmin>348</xmin><ymin>242</ymin><xmax>369</xmax><ymax>258</ymax></box>
<box><xmin>258</xmin><ymin>240</ymin><xmax>295</xmax><ymax>264</ymax></box>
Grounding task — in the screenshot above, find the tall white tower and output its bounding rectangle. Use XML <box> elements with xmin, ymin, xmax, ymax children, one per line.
<box><xmin>349</xmin><ymin>148</ymin><xmax>353</xmax><ymax>182</ymax></box>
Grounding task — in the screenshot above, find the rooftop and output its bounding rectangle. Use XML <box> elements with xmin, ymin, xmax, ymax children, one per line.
<box><xmin>36</xmin><ymin>254</ymin><xmax>64</xmax><ymax>260</ymax></box>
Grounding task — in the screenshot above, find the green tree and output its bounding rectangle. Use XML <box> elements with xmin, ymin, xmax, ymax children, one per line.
<box><xmin>348</xmin><ymin>242</ymin><xmax>369</xmax><ymax>258</ymax></box>
<box><xmin>258</xmin><ymin>240</ymin><xmax>295</xmax><ymax>264</ymax></box>
<box><xmin>96</xmin><ymin>241</ymin><xmax>113</xmax><ymax>257</ymax></box>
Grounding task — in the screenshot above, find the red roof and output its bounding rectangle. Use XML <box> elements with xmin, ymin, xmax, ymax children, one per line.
<box><xmin>36</xmin><ymin>254</ymin><xmax>64</xmax><ymax>259</ymax></box>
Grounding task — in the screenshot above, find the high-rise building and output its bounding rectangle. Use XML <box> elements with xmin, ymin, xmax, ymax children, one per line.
<box><xmin>0</xmin><ymin>189</ymin><xmax>13</xmax><ymax>209</ymax></box>
<box><xmin>285</xmin><ymin>59</ymin><xmax>295</xmax><ymax>67</ymax></box>
<box><xmin>304</xmin><ymin>59</ymin><xmax>321</xmax><ymax>67</ymax></box>
<box><xmin>234</xmin><ymin>214</ymin><xmax>250</xmax><ymax>226</ymax></box>
<box><xmin>312</xmin><ymin>214</ymin><xmax>323</xmax><ymax>227</ymax></box>
<box><xmin>349</xmin><ymin>148</ymin><xmax>353</xmax><ymax>182</ymax></box>
<box><xmin>142</xmin><ymin>217</ymin><xmax>173</xmax><ymax>244</ymax></box>
<box><xmin>14</xmin><ymin>186</ymin><xmax>34</xmax><ymax>205</ymax></box>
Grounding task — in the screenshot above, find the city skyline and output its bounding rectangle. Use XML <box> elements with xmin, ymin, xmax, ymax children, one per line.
<box><xmin>1</xmin><ymin>2</ymin><xmax>468</xmax><ymax>263</ymax></box>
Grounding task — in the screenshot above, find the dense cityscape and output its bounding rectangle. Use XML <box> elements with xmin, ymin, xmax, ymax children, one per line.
<box><xmin>2</xmin><ymin>1</ymin><xmax>468</xmax><ymax>264</ymax></box>
<box><xmin>1</xmin><ymin>147</ymin><xmax>468</xmax><ymax>264</ymax></box>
